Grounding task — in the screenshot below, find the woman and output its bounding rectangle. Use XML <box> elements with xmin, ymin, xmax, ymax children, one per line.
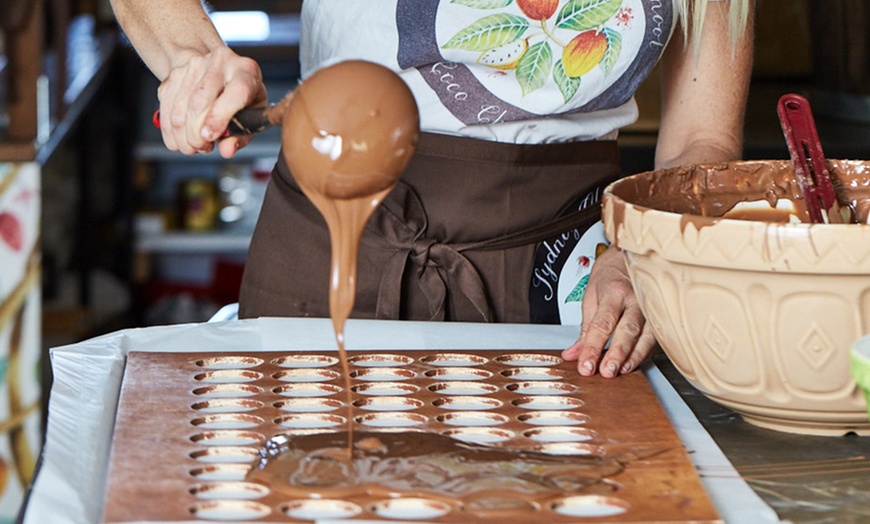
<box><xmin>111</xmin><ymin>0</ymin><xmax>753</xmax><ymax>378</ymax></box>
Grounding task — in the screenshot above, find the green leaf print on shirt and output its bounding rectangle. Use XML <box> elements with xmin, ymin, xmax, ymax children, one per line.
<box><xmin>443</xmin><ymin>13</ymin><xmax>530</xmax><ymax>51</ymax></box>
<box><xmin>555</xmin><ymin>0</ymin><xmax>622</xmax><ymax>31</ymax></box>
<box><xmin>565</xmin><ymin>274</ymin><xmax>590</xmax><ymax>303</ymax></box>
<box><xmin>600</xmin><ymin>27</ymin><xmax>622</xmax><ymax>75</ymax></box>
<box><xmin>451</xmin><ymin>0</ymin><xmax>515</xmax><ymax>8</ymax></box>
<box><xmin>516</xmin><ymin>41</ymin><xmax>553</xmax><ymax>95</ymax></box>
<box><xmin>553</xmin><ymin>60</ymin><xmax>581</xmax><ymax>101</ymax></box>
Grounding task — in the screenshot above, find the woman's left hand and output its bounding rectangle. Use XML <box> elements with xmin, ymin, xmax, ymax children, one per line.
<box><xmin>561</xmin><ymin>245</ymin><xmax>658</xmax><ymax>377</ymax></box>
<box><xmin>562</xmin><ymin>0</ymin><xmax>755</xmax><ymax>378</ymax></box>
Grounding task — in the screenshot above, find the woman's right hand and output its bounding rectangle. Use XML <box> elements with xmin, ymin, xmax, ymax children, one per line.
<box><xmin>156</xmin><ymin>45</ymin><xmax>267</xmax><ymax>158</ymax></box>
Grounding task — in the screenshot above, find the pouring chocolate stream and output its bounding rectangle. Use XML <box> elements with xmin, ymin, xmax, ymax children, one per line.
<box><xmin>281</xmin><ymin>60</ymin><xmax>420</xmax><ymax>456</ymax></box>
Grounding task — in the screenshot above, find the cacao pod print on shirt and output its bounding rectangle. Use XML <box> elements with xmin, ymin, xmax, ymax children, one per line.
<box><xmin>443</xmin><ymin>0</ymin><xmax>626</xmax><ymax>100</ymax></box>
<box><xmin>397</xmin><ymin>0</ymin><xmax>672</xmax><ymax>126</ymax></box>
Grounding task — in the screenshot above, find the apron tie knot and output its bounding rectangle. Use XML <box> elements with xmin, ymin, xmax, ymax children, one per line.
<box><xmin>368</xmin><ymin>183</ymin><xmax>492</xmax><ymax>322</ymax></box>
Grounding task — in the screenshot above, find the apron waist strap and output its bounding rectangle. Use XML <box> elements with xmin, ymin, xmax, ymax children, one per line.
<box><xmin>368</xmin><ymin>182</ymin><xmax>604</xmax><ymax>322</ymax></box>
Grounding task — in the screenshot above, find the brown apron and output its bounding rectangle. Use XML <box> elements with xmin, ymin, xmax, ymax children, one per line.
<box><xmin>238</xmin><ymin>132</ymin><xmax>620</xmax><ymax>323</ymax></box>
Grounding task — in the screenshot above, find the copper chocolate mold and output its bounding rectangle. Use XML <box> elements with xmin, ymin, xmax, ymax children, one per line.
<box><xmin>102</xmin><ymin>350</ymin><xmax>720</xmax><ymax>523</ymax></box>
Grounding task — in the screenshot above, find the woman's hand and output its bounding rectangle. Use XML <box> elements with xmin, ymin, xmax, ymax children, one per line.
<box><xmin>563</xmin><ymin>1</ymin><xmax>755</xmax><ymax>378</ymax></box>
<box><xmin>108</xmin><ymin>0</ymin><xmax>268</xmax><ymax>158</ymax></box>
<box><xmin>561</xmin><ymin>245</ymin><xmax>658</xmax><ymax>377</ymax></box>
<box><xmin>156</xmin><ymin>45</ymin><xmax>267</xmax><ymax>158</ymax></box>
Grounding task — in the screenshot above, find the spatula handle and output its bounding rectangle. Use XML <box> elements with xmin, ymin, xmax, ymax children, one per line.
<box><xmin>151</xmin><ymin>107</ymin><xmax>274</xmax><ymax>137</ymax></box>
<box><xmin>776</xmin><ymin>94</ymin><xmax>842</xmax><ymax>224</ymax></box>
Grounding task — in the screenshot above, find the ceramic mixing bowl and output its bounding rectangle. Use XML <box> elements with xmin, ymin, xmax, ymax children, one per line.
<box><xmin>602</xmin><ymin>160</ymin><xmax>870</xmax><ymax>436</ymax></box>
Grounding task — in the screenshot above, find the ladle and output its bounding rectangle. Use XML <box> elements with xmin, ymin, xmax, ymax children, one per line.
<box><xmin>776</xmin><ymin>93</ymin><xmax>844</xmax><ymax>224</ymax></box>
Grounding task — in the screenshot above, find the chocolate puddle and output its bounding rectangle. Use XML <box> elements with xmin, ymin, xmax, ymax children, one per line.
<box><xmin>282</xmin><ymin>60</ymin><xmax>419</xmax><ymax>456</ymax></box>
<box><xmin>249</xmin><ymin>431</ymin><xmax>661</xmax><ymax>516</ymax></box>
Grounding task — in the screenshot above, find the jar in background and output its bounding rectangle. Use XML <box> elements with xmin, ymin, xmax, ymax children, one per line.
<box><xmin>178</xmin><ymin>178</ymin><xmax>218</xmax><ymax>231</ymax></box>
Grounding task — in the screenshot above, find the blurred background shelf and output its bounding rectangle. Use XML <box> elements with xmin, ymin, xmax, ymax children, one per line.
<box><xmin>136</xmin><ymin>231</ymin><xmax>252</xmax><ymax>254</ymax></box>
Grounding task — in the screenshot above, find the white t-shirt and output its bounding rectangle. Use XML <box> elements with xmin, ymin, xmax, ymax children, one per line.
<box><xmin>301</xmin><ymin>0</ymin><xmax>678</xmax><ymax>144</ymax></box>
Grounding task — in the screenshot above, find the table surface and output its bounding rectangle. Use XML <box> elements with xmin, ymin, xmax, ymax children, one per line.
<box><xmin>656</xmin><ymin>353</ymin><xmax>870</xmax><ymax>524</ymax></box>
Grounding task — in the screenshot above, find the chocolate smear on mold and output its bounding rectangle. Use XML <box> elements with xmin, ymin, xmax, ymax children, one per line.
<box><xmin>250</xmin><ymin>431</ymin><xmax>666</xmax><ymax>516</ymax></box>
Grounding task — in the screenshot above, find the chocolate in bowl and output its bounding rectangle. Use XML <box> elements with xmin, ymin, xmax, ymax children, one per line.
<box><xmin>602</xmin><ymin>160</ymin><xmax>870</xmax><ymax>436</ymax></box>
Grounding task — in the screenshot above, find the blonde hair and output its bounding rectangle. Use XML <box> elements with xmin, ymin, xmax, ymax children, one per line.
<box><xmin>677</xmin><ymin>0</ymin><xmax>752</xmax><ymax>51</ymax></box>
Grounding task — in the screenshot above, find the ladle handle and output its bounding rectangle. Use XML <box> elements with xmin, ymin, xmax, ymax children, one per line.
<box><xmin>776</xmin><ymin>94</ymin><xmax>842</xmax><ymax>224</ymax></box>
<box><xmin>151</xmin><ymin>107</ymin><xmax>275</xmax><ymax>137</ymax></box>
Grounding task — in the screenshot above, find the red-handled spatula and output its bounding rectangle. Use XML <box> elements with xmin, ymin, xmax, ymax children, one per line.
<box><xmin>776</xmin><ymin>93</ymin><xmax>844</xmax><ymax>224</ymax></box>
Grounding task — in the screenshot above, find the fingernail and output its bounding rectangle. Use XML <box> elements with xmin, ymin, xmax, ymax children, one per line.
<box><xmin>604</xmin><ymin>361</ymin><xmax>618</xmax><ymax>376</ymax></box>
<box><xmin>201</xmin><ymin>127</ymin><xmax>214</xmax><ymax>140</ymax></box>
<box><xmin>582</xmin><ymin>360</ymin><xmax>595</xmax><ymax>373</ymax></box>
<box><xmin>621</xmin><ymin>362</ymin><xmax>633</xmax><ymax>374</ymax></box>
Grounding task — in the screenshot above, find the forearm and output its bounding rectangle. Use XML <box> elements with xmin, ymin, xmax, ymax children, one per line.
<box><xmin>110</xmin><ymin>0</ymin><xmax>225</xmax><ymax>80</ymax></box>
<box><xmin>655</xmin><ymin>1</ymin><xmax>754</xmax><ymax>169</ymax></box>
